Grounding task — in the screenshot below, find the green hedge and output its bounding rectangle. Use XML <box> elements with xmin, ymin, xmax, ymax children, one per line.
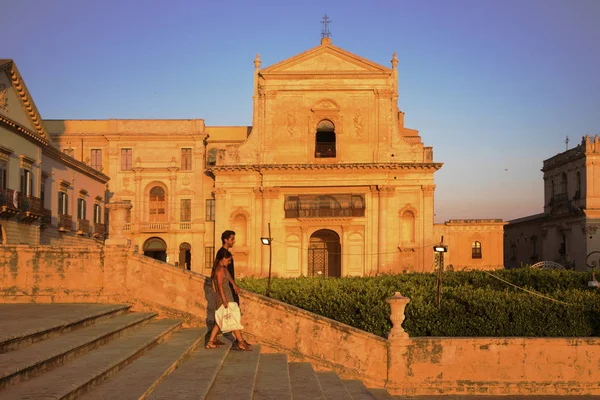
<box><xmin>237</xmin><ymin>269</ymin><xmax>600</xmax><ymax>338</ymax></box>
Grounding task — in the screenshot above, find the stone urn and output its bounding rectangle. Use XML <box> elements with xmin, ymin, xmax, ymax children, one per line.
<box><xmin>105</xmin><ymin>201</ymin><xmax>132</xmax><ymax>246</ymax></box>
<box><xmin>386</xmin><ymin>291</ymin><xmax>411</xmax><ymax>339</ymax></box>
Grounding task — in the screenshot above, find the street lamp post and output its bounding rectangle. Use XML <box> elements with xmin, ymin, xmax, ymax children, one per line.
<box><xmin>260</xmin><ymin>222</ymin><xmax>273</xmax><ymax>297</ymax></box>
<box><xmin>433</xmin><ymin>236</ymin><xmax>448</xmax><ymax>309</ymax></box>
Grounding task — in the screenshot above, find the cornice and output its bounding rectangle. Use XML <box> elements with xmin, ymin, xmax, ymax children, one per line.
<box><xmin>3</xmin><ymin>61</ymin><xmax>49</xmax><ymax>140</ymax></box>
<box><xmin>42</xmin><ymin>145</ymin><xmax>110</xmax><ymax>184</ymax></box>
<box><xmin>0</xmin><ymin>114</ymin><xmax>48</xmax><ymax>146</ymax></box>
<box><xmin>209</xmin><ymin>162</ymin><xmax>443</xmax><ymax>173</ymax></box>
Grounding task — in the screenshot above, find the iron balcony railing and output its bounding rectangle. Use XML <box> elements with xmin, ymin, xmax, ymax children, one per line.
<box><xmin>93</xmin><ymin>223</ymin><xmax>106</xmax><ymax>238</ymax></box>
<box><xmin>77</xmin><ymin>219</ymin><xmax>90</xmax><ymax>235</ymax></box>
<box><xmin>58</xmin><ymin>214</ymin><xmax>73</xmax><ymax>232</ymax></box>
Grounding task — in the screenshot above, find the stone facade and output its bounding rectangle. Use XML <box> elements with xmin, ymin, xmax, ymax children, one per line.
<box><xmin>505</xmin><ymin>135</ymin><xmax>600</xmax><ymax>270</ymax></box>
<box><xmin>434</xmin><ymin>219</ymin><xmax>506</xmax><ymax>270</ymax></box>
<box><xmin>46</xmin><ymin>39</ymin><xmax>504</xmax><ymax>274</ymax></box>
<box><xmin>0</xmin><ymin>60</ymin><xmax>109</xmax><ymax>246</ymax></box>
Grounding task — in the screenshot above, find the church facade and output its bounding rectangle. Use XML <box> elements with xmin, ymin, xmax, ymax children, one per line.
<box><xmin>47</xmin><ymin>38</ymin><xmax>505</xmax><ymax>276</ymax></box>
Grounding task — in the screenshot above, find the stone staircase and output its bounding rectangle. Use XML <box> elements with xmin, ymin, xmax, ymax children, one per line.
<box><xmin>0</xmin><ymin>303</ymin><xmax>396</xmax><ymax>400</ymax></box>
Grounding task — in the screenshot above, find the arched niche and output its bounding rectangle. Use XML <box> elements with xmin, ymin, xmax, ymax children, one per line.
<box><xmin>230</xmin><ymin>208</ymin><xmax>250</xmax><ymax>247</ymax></box>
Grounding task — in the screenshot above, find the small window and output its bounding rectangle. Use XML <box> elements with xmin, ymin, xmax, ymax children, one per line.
<box><xmin>205</xmin><ymin>199</ymin><xmax>215</xmax><ymax>221</ymax></box>
<box><xmin>77</xmin><ymin>198</ymin><xmax>87</xmax><ymax>220</ymax></box>
<box><xmin>472</xmin><ymin>241</ymin><xmax>482</xmax><ymax>259</ymax></box>
<box><xmin>205</xmin><ymin>246</ymin><xmax>215</xmax><ymax>269</ymax></box>
<box><xmin>121</xmin><ymin>149</ymin><xmax>133</xmax><ymax>171</ymax></box>
<box><xmin>181</xmin><ymin>148</ymin><xmax>192</xmax><ymax>171</ymax></box>
<box><xmin>91</xmin><ymin>149</ymin><xmax>102</xmax><ymax>170</ymax></box>
<box><xmin>58</xmin><ymin>191</ymin><xmax>68</xmax><ymax>215</ymax></box>
<box><xmin>207</xmin><ymin>148</ymin><xmax>218</xmax><ymax>166</ymax></box>
<box><xmin>180</xmin><ymin>199</ymin><xmax>191</xmax><ymax>222</ymax></box>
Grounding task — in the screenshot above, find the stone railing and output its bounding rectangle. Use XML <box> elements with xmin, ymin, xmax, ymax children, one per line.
<box><xmin>2</xmin><ymin>245</ymin><xmax>600</xmax><ymax>396</ymax></box>
<box><xmin>179</xmin><ymin>222</ymin><xmax>191</xmax><ymax>230</ymax></box>
<box><xmin>139</xmin><ymin>222</ymin><xmax>169</xmax><ymax>232</ymax></box>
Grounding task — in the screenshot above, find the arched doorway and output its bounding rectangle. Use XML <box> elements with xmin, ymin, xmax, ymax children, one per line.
<box><xmin>315</xmin><ymin>119</ymin><xmax>336</xmax><ymax>158</ymax></box>
<box><xmin>143</xmin><ymin>237</ymin><xmax>167</xmax><ymax>262</ymax></box>
<box><xmin>179</xmin><ymin>242</ymin><xmax>191</xmax><ymax>270</ymax></box>
<box><xmin>309</xmin><ymin>229</ymin><xmax>341</xmax><ymax>277</ymax></box>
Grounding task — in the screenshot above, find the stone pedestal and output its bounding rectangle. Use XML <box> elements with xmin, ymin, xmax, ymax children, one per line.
<box><xmin>105</xmin><ymin>201</ymin><xmax>133</xmax><ymax>247</ymax></box>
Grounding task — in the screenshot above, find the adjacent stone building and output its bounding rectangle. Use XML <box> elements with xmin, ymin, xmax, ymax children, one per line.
<box><xmin>0</xmin><ymin>60</ymin><xmax>108</xmax><ymax>246</ymax></box>
<box><xmin>505</xmin><ymin>135</ymin><xmax>600</xmax><ymax>270</ymax></box>
<box><xmin>47</xmin><ymin>38</ymin><xmax>505</xmax><ymax>275</ymax></box>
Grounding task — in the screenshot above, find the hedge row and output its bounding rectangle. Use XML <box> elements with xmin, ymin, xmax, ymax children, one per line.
<box><xmin>237</xmin><ymin>269</ymin><xmax>600</xmax><ymax>338</ymax></box>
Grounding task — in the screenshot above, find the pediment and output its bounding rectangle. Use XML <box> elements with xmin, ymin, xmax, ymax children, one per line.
<box><xmin>261</xmin><ymin>44</ymin><xmax>390</xmax><ymax>74</ymax></box>
<box><xmin>176</xmin><ymin>188</ymin><xmax>195</xmax><ymax>195</ymax></box>
<box><xmin>0</xmin><ymin>60</ymin><xmax>49</xmax><ymax>140</ymax></box>
<box><xmin>115</xmin><ymin>189</ymin><xmax>135</xmax><ymax>197</ymax></box>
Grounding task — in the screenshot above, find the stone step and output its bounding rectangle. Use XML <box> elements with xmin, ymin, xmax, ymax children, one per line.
<box><xmin>253</xmin><ymin>353</ymin><xmax>292</xmax><ymax>400</ymax></box>
<box><xmin>316</xmin><ymin>371</ymin><xmax>353</xmax><ymax>400</ymax></box>
<box><xmin>343</xmin><ymin>380</ymin><xmax>378</xmax><ymax>400</ymax></box>
<box><xmin>0</xmin><ymin>303</ymin><xmax>131</xmax><ymax>353</ymax></box>
<box><xmin>0</xmin><ymin>319</ymin><xmax>182</xmax><ymax>400</ymax></box>
<box><xmin>368</xmin><ymin>388</ymin><xmax>394</xmax><ymax>399</ymax></box>
<box><xmin>289</xmin><ymin>362</ymin><xmax>326</xmax><ymax>400</ymax></box>
<box><xmin>147</xmin><ymin>336</ymin><xmax>232</xmax><ymax>400</ymax></box>
<box><xmin>204</xmin><ymin>344</ymin><xmax>261</xmax><ymax>400</ymax></box>
<box><xmin>0</xmin><ymin>311</ymin><xmax>156</xmax><ymax>390</ymax></box>
<box><xmin>78</xmin><ymin>327</ymin><xmax>206</xmax><ymax>400</ymax></box>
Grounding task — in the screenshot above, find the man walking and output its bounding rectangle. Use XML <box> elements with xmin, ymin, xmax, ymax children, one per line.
<box><xmin>220</xmin><ymin>230</ymin><xmax>239</xmax><ymax>306</ymax></box>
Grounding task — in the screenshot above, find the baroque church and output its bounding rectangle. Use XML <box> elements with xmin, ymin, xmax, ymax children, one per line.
<box><xmin>44</xmin><ymin>37</ymin><xmax>505</xmax><ymax>276</ymax></box>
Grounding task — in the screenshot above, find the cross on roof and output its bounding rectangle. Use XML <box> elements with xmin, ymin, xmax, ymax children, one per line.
<box><xmin>321</xmin><ymin>14</ymin><xmax>332</xmax><ymax>39</ymax></box>
<box><xmin>565</xmin><ymin>135</ymin><xmax>569</xmax><ymax>151</ymax></box>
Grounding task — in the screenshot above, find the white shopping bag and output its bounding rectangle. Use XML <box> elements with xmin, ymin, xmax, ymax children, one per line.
<box><xmin>215</xmin><ymin>302</ymin><xmax>243</xmax><ymax>333</ymax></box>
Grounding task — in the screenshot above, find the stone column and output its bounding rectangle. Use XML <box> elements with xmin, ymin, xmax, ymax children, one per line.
<box><xmin>378</xmin><ymin>185</ymin><xmax>395</xmax><ymax>273</ymax></box>
<box><xmin>133</xmin><ymin>174</ymin><xmax>142</xmax><ymax>230</ymax></box>
<box><xmin>105</xmin><ymin>200</ymin><xmax>133</xmax><ymax>246</ymax></box>
<box><xmin>422</xmin><ymin>185</ymin><xmax>436</xmax><ymax>272</ymax></box>
<box><xmin>253</xmin><ymin>187</ymin><xmax>263</xmax><ymax>276</ymax></box>
<box><xmin>261</xmin><ymin>187</ymin><xmax>279</xmax><ymax>276</ymax></box>
<box><xmin>213</xmin><ymin>188</ymin><xmax>227</xmax><ymax>246</ymax></box>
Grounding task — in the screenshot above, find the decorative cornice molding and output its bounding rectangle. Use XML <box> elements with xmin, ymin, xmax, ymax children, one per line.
<box><xmin>4</xmin><ymin>61</ymin><xmax>49</xmax><ymax>139</ymax></box>
<box><xmin>0</xmin><ymin>114</ymin><xmax>48</xmax><ymax>147</ymax></box>
<box><xmin>210</xmin><ymin>162</ymin><xmax>443</xmax><ymax>173</ymax></box>
<box><xmin>42</xmin><ymin>144</ymin><xmax>110</xmax><ymax>184</ymax></box>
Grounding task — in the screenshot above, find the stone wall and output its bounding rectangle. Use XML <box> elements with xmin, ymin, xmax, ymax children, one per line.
<box><xmin>1</xmin><ymin>244</ymin><xmax>600</xmax><ymax>395</ymax></box>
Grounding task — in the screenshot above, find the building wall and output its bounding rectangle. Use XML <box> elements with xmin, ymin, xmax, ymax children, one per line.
<box><xmin>434</xmin><ymin>219</ymin><xmax>506</xmax><ymax>270</ymax></box>
<box><xmin>505</xmin><ymin>135</ymin><xmax>600</xmax><ymax>271</ymax></box>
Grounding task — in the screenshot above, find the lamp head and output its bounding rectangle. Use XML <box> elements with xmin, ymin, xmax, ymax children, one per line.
<box><xmin>261</xmin><ymin>237</ymin><xmax>271</xmax><ymax>245</ymax></box>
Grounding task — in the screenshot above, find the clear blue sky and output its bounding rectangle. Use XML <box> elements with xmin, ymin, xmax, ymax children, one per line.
<box><xmin>3</xmin><ymin>0</ymin><xmax>599</xmax><ymax>223</ymax></box>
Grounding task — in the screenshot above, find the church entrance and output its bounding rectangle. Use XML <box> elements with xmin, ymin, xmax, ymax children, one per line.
<box><xmin>179</xmin><ymin>242</ymin><xmax>191</xmax><ymax>270</ymax></box>
<box><xmin>143</xmin><ymin>237</ymin><xmax>167</xmax><ymax>262</ymax></box>
<box><xmin>308</xmin><ymin>229</ymin><xmax>341</xmax><ymax>277</ymax></box>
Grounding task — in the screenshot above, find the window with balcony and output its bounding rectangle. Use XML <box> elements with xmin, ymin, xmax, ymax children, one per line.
<box><xmin>0</xmin><ymin>161</ymin><xmax>6</xmax><ymax>190</ymax></box>
<box><xmin>77</xmin><ymin>198</ymin><xmax>87</xmax><ymax>220</ymax></box>
<box><xmin>58</xmin><ymin>191</ymin><xmax>68</xmax><ymax>215</ymax></box>
<box><xmin>284</xmin><ymin>194</ymin><xmax>365</xmax><ymax>218</ymax></box>
<box><xmin>20</xmin><ymin>168</ymin><xmax>34</xmax><ymax>196</ymax></box>
<box><xmin>149</xmin><ymin>186</ymin><xmax>167</xmax><ymax>222</ymax></box>
<box><xmin>206</xmin><ymin>199</ymin><xmax>215</xmax><ymax>221</ymax></box>
<box><xmin>180</xmin><ymin>199</ymin><xmax>191</xmax><ymax>222</ymax></box>
<box><xmin>315</xmin><ymin>119</ymin><xmax>336</xmax><ymax>158</ymax></box>
<box><xmin>91</xmin><ymin>149</ymin><xmax>102</xmax><ymax>170</ymax></box>
<box><xmin>94</xmin><ymin>204</ymin><xmax>102</xmax><ymax>224</ymax></box>
<box><xmin>472</xmin><ymin>241</ymin><xmax>482</xmax><ymax>259</ymax></box>
<box><xmin>121</xmin><ymin>149</ymin><xmax>133</xmax><ymax>171</ymax></box>
<box><xmin>181</xmin><ymin>148</ymin><xmax>192</xmax><ymax>171</ymax></box>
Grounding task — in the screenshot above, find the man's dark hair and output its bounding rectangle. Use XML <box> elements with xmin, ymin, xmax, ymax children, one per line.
<box><xmin>221</xmin><ymin>230</ymin><xmax>236</xmax><ymax>244</ymax></box>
